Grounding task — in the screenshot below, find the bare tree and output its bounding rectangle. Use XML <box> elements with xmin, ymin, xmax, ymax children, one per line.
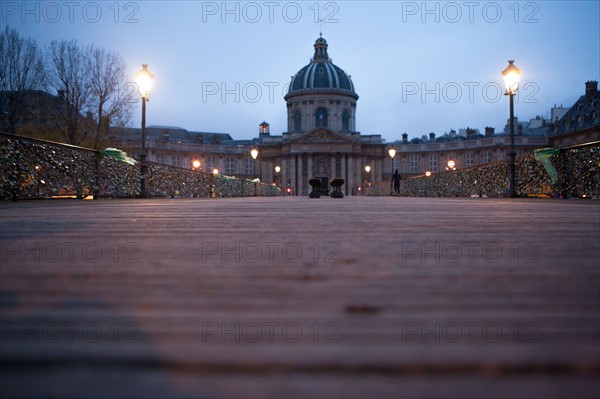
<box><xmin>0</xmin><ymin>26</ymin><xmax>46</xmax><ymax>133</ymax></box>
<box><xmin>87</xmin><ymin>45</ymin><xmax>135</xmax><ymax>149</ymax></box>
<box><xmin>46</xmin><ymin>39</ymin><xmax>93</xmax><ymax>146</ymax></box>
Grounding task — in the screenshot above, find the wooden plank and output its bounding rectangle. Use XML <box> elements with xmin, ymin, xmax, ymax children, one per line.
<box><xmin>1</xmin><ymin>197</ymin><xmax>599</xmax><ymax>398</ymax></box>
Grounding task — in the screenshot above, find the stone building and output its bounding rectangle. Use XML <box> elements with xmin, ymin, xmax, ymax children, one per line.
<box><xmin>548</xmin><ymin>81</ymin><xmax>600</xmax><ymax>147</ymax></box>
<box><xmin>387</xmin><ymin>82</ymin><xmax>599</xmax><ymax>177</ymax></box>
<box><xmin>255</xmin><ymin>36</ymin><xmax>386</xmax><ymax>195</ymax></box>
<box><xmin>389</xmin><ymin>127</ymin><xmax>549</xmax><ymax>176</ymax></box>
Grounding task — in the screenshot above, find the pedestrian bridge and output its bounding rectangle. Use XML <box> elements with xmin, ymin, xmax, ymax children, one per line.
<box><xmin>1</xmin><ymin>196</ymin><xmax>598</xmax><ymax>398</ymax></box>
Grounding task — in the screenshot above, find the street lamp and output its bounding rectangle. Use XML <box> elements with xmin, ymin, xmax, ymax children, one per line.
<box><xmin>502</xmin><ymin>60</ymin><xmax>521</xmax><ymax>197</ymax></box>
<box><xmin>192</xmin><ymin>160</ymin><xmax>201</xmax><ymax>170</ymax></box>
<box><xmin>136</xmin><ymin>64</ymin><xmax>154</xmax><ymax>197</ymax></box>
<box><xmin>213</xmin><ymin>168</ymin><xmax>219</xmax><ymax>175</ymax></box>
<box><xmin>447</xmin><ymin>160</ymin><xmax>456</xmax><ymax>170</ymax></box>
<box><xmin>250</xmin><ymin>148</ymin><xmax>258</xmax><ymax>179</ymax></box>
<box><xmin>425</xmin><ymin>171</ymin><xmax>432</xmax><ymax>177</ymax></box>
<box><xmin>365</xmin><ymin>165</ymin><xmax>371</xmax><ymax>173</ymax></box>
<box><xmin>273</xmin><ymin>165</ymin><xmax>282</xmax><ymax>190</ymax></box>
<box><xmin>250</xmin><ymin>148</ymin><xmax>259</xmax><ymax>196</ymax></box>
<box><xmin>388</xmin><ymin>147</ymin><xmax>396</xmax><ymax>195</ymax></box>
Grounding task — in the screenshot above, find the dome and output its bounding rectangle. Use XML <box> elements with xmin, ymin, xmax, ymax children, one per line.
<box><xmin>286</xmin><ymin>37</ymin><xmax>357</xmax><ymax>98</ymax></box>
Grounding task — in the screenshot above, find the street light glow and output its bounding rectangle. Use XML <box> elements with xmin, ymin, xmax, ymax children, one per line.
<box><xmin>136</xmin><ymin>64</ymin><xmax>154</xmax><ymax>99</ymax></box>
<box><xmin>250</xmin><ymin>148</ymin><xmax>259</xmax><ymax>160</ymax></box>
<box><xmin>502</xmin><ymin>60</ymin><xmax>521</xmax><ymax>95</ymax></box>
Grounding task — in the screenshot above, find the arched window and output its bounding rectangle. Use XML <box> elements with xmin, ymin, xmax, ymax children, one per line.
<box><xmin>342</xmin><ymin>110</ymin><xmax>350</xmax><ymax>131</ymax></box>
<box><xmin>294</xmin><ymin>110</ymin><xmax>302</xmax><ymax>132</ymax></box>
<box><xmin>315</xmin><ymin>107</ymin><xmax>328</xmax><ymax>128</ymax></box>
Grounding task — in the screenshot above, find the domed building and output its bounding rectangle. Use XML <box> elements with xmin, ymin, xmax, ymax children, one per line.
<box><xmin>258</xmin><ymin>36</ymin><xmax>386</xmax><ymax>196</ymax></box>
<box><xmin>285</xmin><ymin>37</ymin><xmax>358</xmax><ymax>133</ymax></box>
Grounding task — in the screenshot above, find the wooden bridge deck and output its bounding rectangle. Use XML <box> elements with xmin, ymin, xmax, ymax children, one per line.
<box><xmin>1</xmin><ymin>197</ymin><xmax>599</xmax><ymax>398</ymax></box>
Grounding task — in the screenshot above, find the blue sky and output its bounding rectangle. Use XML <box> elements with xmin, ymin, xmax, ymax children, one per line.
<box><xmin>4</xmin><ymin>1</ymin><xmax>599</xmax><ymax>140</ymax></box>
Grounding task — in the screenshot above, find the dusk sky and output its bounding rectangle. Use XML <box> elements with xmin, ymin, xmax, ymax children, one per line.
<box><xmin>4</xmin><ymin>1</ymin><xmax>599</xmax><ymax>140</ymax></box>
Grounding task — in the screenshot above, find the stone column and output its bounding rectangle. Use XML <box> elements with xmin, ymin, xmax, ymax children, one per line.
<box><xmin>297</xmin><ymin>154</ymin><xmax>303</xmax><ymax>196</ymax></box>
<box><xmin>331</xmin><ymin>155</ymin><xmax>336</xmax><ymax>179</ymax></box>
<box><xmin>340</xmin><ymin>154</ymin><xmax>352</xmax><ymax>195</ymax></box>
<box><xmin>345</xmin><ymin>154</ymin><xmax>351</xmax><ymax>195</ymax></box>
<box><xmin>266</xmin><ymin>160</ymin><xmax>273</xmax><ymax>183</ymax></box>
<box><xmin>281</xmin><ymin>158</ymin><xmax>288</xmax><ymax>196</ymax></box>
<box><xmin>307</xmin><ymin>154</ymin><xmax>313</xmax><ymax>182</ymax></box>
<box><xmin>370</xmin><ymin>160</ymin><xmax>376</xmax><ymax>186</ymax></box>
<box><xmin>356</xmin><ymin>157</ymin><xmax>363</xmax><ymax>191</ymax></box>
<box><xmin>258</xmin><ymin>160</ymin><xmax>264</xmax><ymax>182</ymax></box>
<box><xmin>376</xmin><ymin>158</ymin><xmax>383</xmax><ymax>186</ymax></box>
<box><xmin>289</xmin><ymin>156</ymin><xmax>296</xmax><ymax>196</ymax></box>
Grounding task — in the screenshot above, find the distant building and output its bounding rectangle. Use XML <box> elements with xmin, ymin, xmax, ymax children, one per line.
<box><xmin>549</xmin><ymin>81</ymin><xmax>600</xmax><ymax>147</ymax></box>
<box><xmin>256</xmin><ymin>36</ymin><xmax>386</xmax><ymax>195</ymax></box>
<box><xmin>550</xmin><ymin>105</ymin><xmax>569</xmax><ymax>124</ymax></box>
<box><xmin>112</xmin><ymin>124</ymin><xmax>259</xmax><ymax>178</ymax></box>
<box><xmin>389</xmin><ymin>128</ymin><xmax>548</xmax><ymax>175</ymax></box>
<box><xmin>388</xmin><ymin>82</ymin><xmax>599</xmax><ymax>176</ymax></box>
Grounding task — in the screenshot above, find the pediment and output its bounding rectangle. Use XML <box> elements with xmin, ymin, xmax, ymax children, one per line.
<box><xmin>287</xmin><ymin>128</ymin><xmax>356</xmax><ymax>144</ymax></box>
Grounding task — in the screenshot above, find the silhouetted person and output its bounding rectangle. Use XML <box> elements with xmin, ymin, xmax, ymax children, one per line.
<box><xmin>392</xmin><ymin>170</ymin><xmax>401</xmax><ymax>195</ymax></box>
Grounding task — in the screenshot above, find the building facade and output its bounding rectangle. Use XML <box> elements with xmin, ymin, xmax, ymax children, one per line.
<box><xmin>256</xmin><ymin>36</ymin><xmax>386</xmax><ymax>195</ymax></box>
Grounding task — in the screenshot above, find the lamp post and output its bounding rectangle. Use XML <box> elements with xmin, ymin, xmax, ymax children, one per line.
<box><xmin>210</xmin><ymin>168</ymin><xmax>219</xmax><ymax>198</ymax></box>
<box><xmin>274</xmin><ymin>165</ymin><xmax>281</xmax><ymax>189</ymax></box>
<box><xmin>447</xmin><ymin>160</ymin><xmax>456</xmax><ymax>171</ymax></box>
<box><xmin>136</xmin><ymin>64</ymin><xmax>154</xmax><ymax>198</ymax></box>
<box><xmin>388</xmin><ymin>147</ymin><xmax>396</xmax><ymax>195</ymax></box>
<box><xmin>250</xmin><ymin>148</ymin><xmax>258</xmax><ymax>196</ymax></box>
<box><xmin>502</xmin><ymin>60</ymin><xmax>521</xmax><ymax>198</ymax></box>
<box><xmin>250</xmin><ymin>148</ymin><xmax>258</xmax><ymax>178</ymax></box>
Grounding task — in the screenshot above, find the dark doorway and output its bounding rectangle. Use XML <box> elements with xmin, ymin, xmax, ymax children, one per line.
<box><xmin>318</xmin><ymin>176</ymin><xmax>329</xmax><ymax>196</ymax></box>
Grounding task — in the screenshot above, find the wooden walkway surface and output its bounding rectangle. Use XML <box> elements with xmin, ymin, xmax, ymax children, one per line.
<box><xmin>1</xmin><ymin>197</ymin><xmax>599</xmax><ymax>399</ymax></box>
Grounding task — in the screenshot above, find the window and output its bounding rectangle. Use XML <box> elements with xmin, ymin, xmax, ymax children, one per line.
<box><xmin>483</xmin><ymin>151</ymin><xmax>493</xmax><ymax>164</ymax></box>
<box><xmin>315</xmin><ymin>107</ymin><xmax>328</xmax><ymax>128</ymax></box>
<box><xmin>428</xmin><ymin>154</ymin><xmax>438</xmax><ymax>172</ymax></box>
<box><xmin>156</xmin><ymin>153</ymin><xmax>165</xmax><ymax>164</ymax></box>
<box><xmin>408</xmin><ymin>155</ymin><xmax>419</xmax><ymax>174</ymax></box>
<box><xmin>466</xmin><ymin>152</ymin><xmax>474</xmax><ymax>167</ymax></box>
<box><xmin>172</xmin><ymin>154</ymin><xmax>181</xmax><ymax>167</ymax></box>
<box><xmin>294</xmin><ymin>110</ymin><xmax>302</xmax><ymax>132</ymax></box>
<box><xmin>245</xmin><ymin>158</ymin><xmax>254</xmax><ymax>175</ymax></box>
<box><xmin>205</xmin><ymin>157</ymin><xmax>219</xmax><ymax>172</ymax></box>
<box><xmin>342</xmin><ymin>110</ymin><xmax>350</xmax><ymax>131</ymax></box>
<box><xmin>203</xmin><ymin>157</ymin><xmax>212</xmax><ymax>171</ymax></box>
<box><xmin>225</xmin><ymin>157</ymin><xmax>235</xmax><ymax>175</ymax></box>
